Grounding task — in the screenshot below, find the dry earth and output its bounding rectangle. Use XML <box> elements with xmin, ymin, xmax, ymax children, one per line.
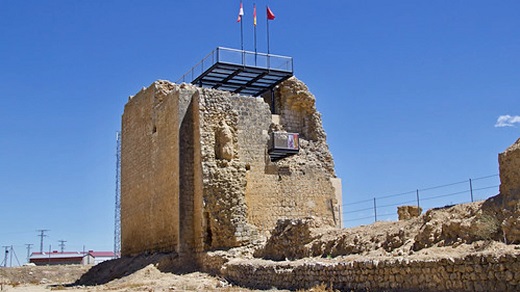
<box><xmin>0</xmin><ymin>264</ymin><xmax>288</xmax><ymax>292</ymax></box>
<box><xmin>1</xmin><ymin>197</ymin><xmax>519</xmax><ymax>292</ymax></box>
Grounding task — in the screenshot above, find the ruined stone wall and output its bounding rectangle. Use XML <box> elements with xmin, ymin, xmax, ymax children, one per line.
<box><xmin>121</xmin><ymin>81</ymin><xmax>180</xmax><ymax>256</ymax></box>
<box><xmin>246</xmin><ymin>168</ymin><xmax>340</xmax><ymax>232</ymax></box>
<box><xmin>178</xmin><ymin>89</ymin><xmax>204</xmax><ymax>254</ymax></box>
<box><xmin>271</xmin><ymin>77</ymin><xmax>334</xmax><ymax>174</ymax></box>
<box><xmin>219</xmin><ymin>253</ymin><xmax>520</xmax><ymax>291</ymax></box>
<box><xmin>121</xmin><ymin>77</ymin><xmax>342</xmax><ymax>254</ymax></box>
<box><xmin>232</xmin><ymin>92</ymin><xmax>340</xmax><ymax>232</ymax></box>
<box><xmin>498</xmin><ymin>138</ymin><xmax>520</xmax><ymax>243</ymax></box>
<box><xmin>256</xmin><ymin>77</ymin><xmax>341</xmax><ymax>229</ymax></box>
<box><xmin>197</xmin><ymin>89</ymin><xmax>255</xmax><ymax>250</ymax></box>
<box><xmin>195</xmin><ymin>82</ymin><xmax>341</xmax><ymax>246</ymax></box>
<box><xmin>499</xmin><ymin>138</ymin><xmax>520</xmax><ymax>206</ymax></box>
<box><xmin>121</xmin><ymin>82</ymin><xmax>205</xmax><ymax>256</ymax></box>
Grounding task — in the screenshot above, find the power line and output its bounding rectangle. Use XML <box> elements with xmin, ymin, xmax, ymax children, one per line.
<box><xmin>37</xmin><ymin>229</ymin><xmax>49</xmax><ymax>253</ymax></box>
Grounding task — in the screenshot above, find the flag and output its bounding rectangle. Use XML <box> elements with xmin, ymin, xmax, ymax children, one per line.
<box><xmin>237</xmin><ymin>1</ymin><xmax>244</xmax><ymax>22</ymax></box>
<box><xmin>267</xmin><ymin>6</ymin><xmax>275</xmax><ymax>20</ymax></box>
<box><xmin>253</xmin><ymin>4</ymin><xmax>257</xmax><ymax>26</ymax></box>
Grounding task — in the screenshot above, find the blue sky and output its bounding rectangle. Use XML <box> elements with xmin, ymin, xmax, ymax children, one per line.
<box><xmin>0</xmin><ymin>0</ymin><xmax>519</xmax><ymax>262</ymax></box>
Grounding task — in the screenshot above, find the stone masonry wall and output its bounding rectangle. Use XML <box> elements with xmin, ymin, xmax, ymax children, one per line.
<box><xmin>197</xmin><ymin>89</ymin><xmax>256</xmax><ymax>250</ymax></box>
<box><xmin>246</xmin><ymin>169</ymin><xmax>339</xmax><ymax>232</ymax></box>
<box><xmin>273</xmin><ymin>77</ymin><xmax>334</xmax><ymax>175</ymax></box>
<box><xmin>121</xmin><ymin>77</ymin><xmax>342</xmax><ymax>254</ymax></box>
<box><xmin>499</xmin><ymin>138</ymin><xmax>520</xmax><ymax>207</ymax></box>
<box><xmin>499</xmin><ymin>138</ymin><xmax>520</xmax><ymax>244</ymax></box>
<box><xmin>121</xmin><ymin>81</ymin><xmax>180</xmax><ymax>256</ymax></box>
<box><xmin>178</xmin><ymin>90</ymin><xmax>204</xmax><ymax>254</ymax></box>
<box><xmin>196</xmin><ymin>82</ymin><xmax>341</xmax><ymax>246</ymax></box>
<box><xmin>233</xmin><ymin>92</ymin><xmax>340</xmax><ymax>233</ymax></box>
<box><xmin>219</xmin><ymin>253</ymin><xmax>520</xmax><ymax>291</ymax></box>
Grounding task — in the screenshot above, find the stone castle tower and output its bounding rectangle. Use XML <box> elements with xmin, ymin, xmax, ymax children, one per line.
<box><xmin>120</xmin><ymin>77</ymin><xmax>342</xmax><ymax>256</ymax></box>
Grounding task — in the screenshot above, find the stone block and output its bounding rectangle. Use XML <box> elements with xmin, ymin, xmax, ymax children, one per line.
<box><xmin>397</xmin><ymin>205</ymin><xmax>423</xmax><ymax>220</ymax></box>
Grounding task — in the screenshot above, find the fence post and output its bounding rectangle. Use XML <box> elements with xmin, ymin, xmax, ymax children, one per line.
<box><xmin>416</xmin><ymin>189</ymin><xmax>420</xmax><ymax>208</ymax></box>
<box><xmin>469</xmin><ymin>178</ymin><xmax>474</xmax><ymax>202</ymax></box>
<box><xmin>373</xmin><ymin>198</ymin><xmax>377</xmax><ymax>222</ymax></box>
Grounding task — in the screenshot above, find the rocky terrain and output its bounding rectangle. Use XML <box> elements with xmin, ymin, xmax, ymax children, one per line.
<box><xmin>1</xmin><ymin>197</ymin><xmax>518</xmax><ymax>291</ymax></box>
<box><xmin>0</xmin><ymin>264</ymin><xmax>271</xmax><ymax>291</ymax></box>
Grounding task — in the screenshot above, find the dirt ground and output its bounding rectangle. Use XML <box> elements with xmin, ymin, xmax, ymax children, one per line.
<box><xmin>2</xmin><ymin>241</ymin><xmax>518</xmax><ymax>292</ymax></box>
<box><xmin>0</xmin><ymin>264</ymin><xmax>288</xmax><ymax>292</ymax></box>
<box><xmin>1</xmin><ymin>199</ymin><xmax>519</xmax><ymax>292</ymax></box>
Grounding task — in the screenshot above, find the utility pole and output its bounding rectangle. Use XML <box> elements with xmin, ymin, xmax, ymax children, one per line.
<box><xmin>25</xmin><ymin>244</ymin><xmax>33</xmax><ymax>262</ymax></box>
<box><xmin>58</xmin><ymin>240</ymin><xmax>67</xmax><ymax>253</ymax></box>
<box><xmin>8</xmin><ymin>246</ymin><xmax>20</xmax><ymax>267</ymax></box>
<box><xmin>37</xmin><ymin>229</ymin><xmax>49</xmax><ymax>253</ymax></box>
<box><xmin>2</xmin><ymin>246</ymin><xmax>9</xmax><ymax>267</ymax></box>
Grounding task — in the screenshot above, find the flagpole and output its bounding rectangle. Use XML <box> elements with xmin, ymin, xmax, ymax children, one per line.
<box><xmin>266</xmin><ymin>5</ymin><xmax>275</xmax><ymax>112</ymax></box>
<box><xmin>254</xmin><ymin>4</ymin><xmax>257</xmax><ymax>66</ymax></box>
<box><xmin>238</xmin><ymin>0</ymin><xmax>244</xmax><ymax>66</ymax></box>
<box><xmin>238</xmin><ymin>0</ymin><xmax>244</xmax><ymax>52</ymax></box>
<box><xmin>240</xmin><ymin>12</ymin><xmax>244</xmax><ymax>51</ymax></box>
<box><xmin>266</xmin><ymin>6</ymin><xmax>271</xmax><ymax>55</ymax></box>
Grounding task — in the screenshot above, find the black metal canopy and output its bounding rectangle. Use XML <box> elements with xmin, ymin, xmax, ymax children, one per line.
<box><xmin>176</xmin><ymin>47</ymin><xmax>293</xmax><ymax>97</ymax></box>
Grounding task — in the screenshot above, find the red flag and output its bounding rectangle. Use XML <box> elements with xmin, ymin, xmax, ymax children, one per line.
<box><xmin>267</xmin><ymin>6</ymin><xmax>275</xmax><ymax>20</ymax></box>
<box><xmin>253</xmin><ymin>4</ymin><xmax>257</xmax><ymax>26</ymax></box>
<box><xmin>237</xmin><ymin>2</ymin><xmax>244</xmax><ymax>22</ymax></box>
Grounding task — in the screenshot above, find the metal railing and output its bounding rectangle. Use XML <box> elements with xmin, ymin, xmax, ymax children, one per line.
<box><xmin>175</xmin><ymin>47</ymin><xmax>293</xmax><ymax>84</ymax></box>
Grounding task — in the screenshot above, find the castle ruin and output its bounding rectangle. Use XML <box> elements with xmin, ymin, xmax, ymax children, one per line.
<box><xmin>120</xmin><ymin>77</ymin><xmax>342</xmax><ymax>256</ymax></box>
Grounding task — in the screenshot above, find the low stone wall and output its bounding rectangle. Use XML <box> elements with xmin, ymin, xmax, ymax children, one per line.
<box><xmin>218</xmin><ymin>253</ymin><xmax>520</xmax><ymax>291</ymax></box>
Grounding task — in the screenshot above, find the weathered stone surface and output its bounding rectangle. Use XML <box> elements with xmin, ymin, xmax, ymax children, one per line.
<box><xmin>502</xmin><ymin>212</ymin><xmax>520</xmax><ymax>244</ymax></box>
<box><xmin>412</xmin><ymin>204</ymin><xmax>503</xmax><ymax>250</ymax></box>
<box><xmin>212</xmin><ymin>252</ymin><xmax>520</xmax><ymax>291</ymax></box>
<box><xmin>499</xmin><ymin>138</ymin><xmax>520</xmax><ymax>207</ymax></box>
<box><xmin>268</xmin><ymin>77</ymin><xmax>335</xmax><ymax>176</ymax></box>
<box><xmin>214</xmin><ymin>120</ymin><xmax>234</xmax><ymax>161</ymax></box>
<box><xmin>498</xmin><ymin>138</ymin><xmax>520</xmax><ymax>243</ymax></box>
<box><xmin>121</xmin><ymin>77</ymin><xmax>342</xmax><ymax>256</ymax></box>
<box><xmin>398</xmin><ymin>205</ymin><xmax>423</xmax><ymax>220</ymax></box>
<box><xmin>121</xmin><ymin>81</ymin><xmax>183</xmax><ymax>256</ymax></box>
<box><xmin>254</xmin><ymin>217</ymin><xmax>326</xmax><ymax>260</ymax></box>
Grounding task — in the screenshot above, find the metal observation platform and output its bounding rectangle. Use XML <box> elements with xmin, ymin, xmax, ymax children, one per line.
<box><xmin>176</xmin><ymin>47</ymin><xmax>293</xmax><ymax>97</ymax></box>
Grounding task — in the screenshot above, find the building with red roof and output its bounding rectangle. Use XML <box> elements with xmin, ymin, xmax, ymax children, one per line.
<box><xmin>29</xmin><ymin>250</ymin><xmax>115</xmax><ymax>266</ymax></box>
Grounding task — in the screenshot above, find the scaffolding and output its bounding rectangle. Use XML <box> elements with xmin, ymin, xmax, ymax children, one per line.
<box><xmin>113</xmin><ymin>132</ymin><xmax>121</xmax><ymax>258</ymax></box>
